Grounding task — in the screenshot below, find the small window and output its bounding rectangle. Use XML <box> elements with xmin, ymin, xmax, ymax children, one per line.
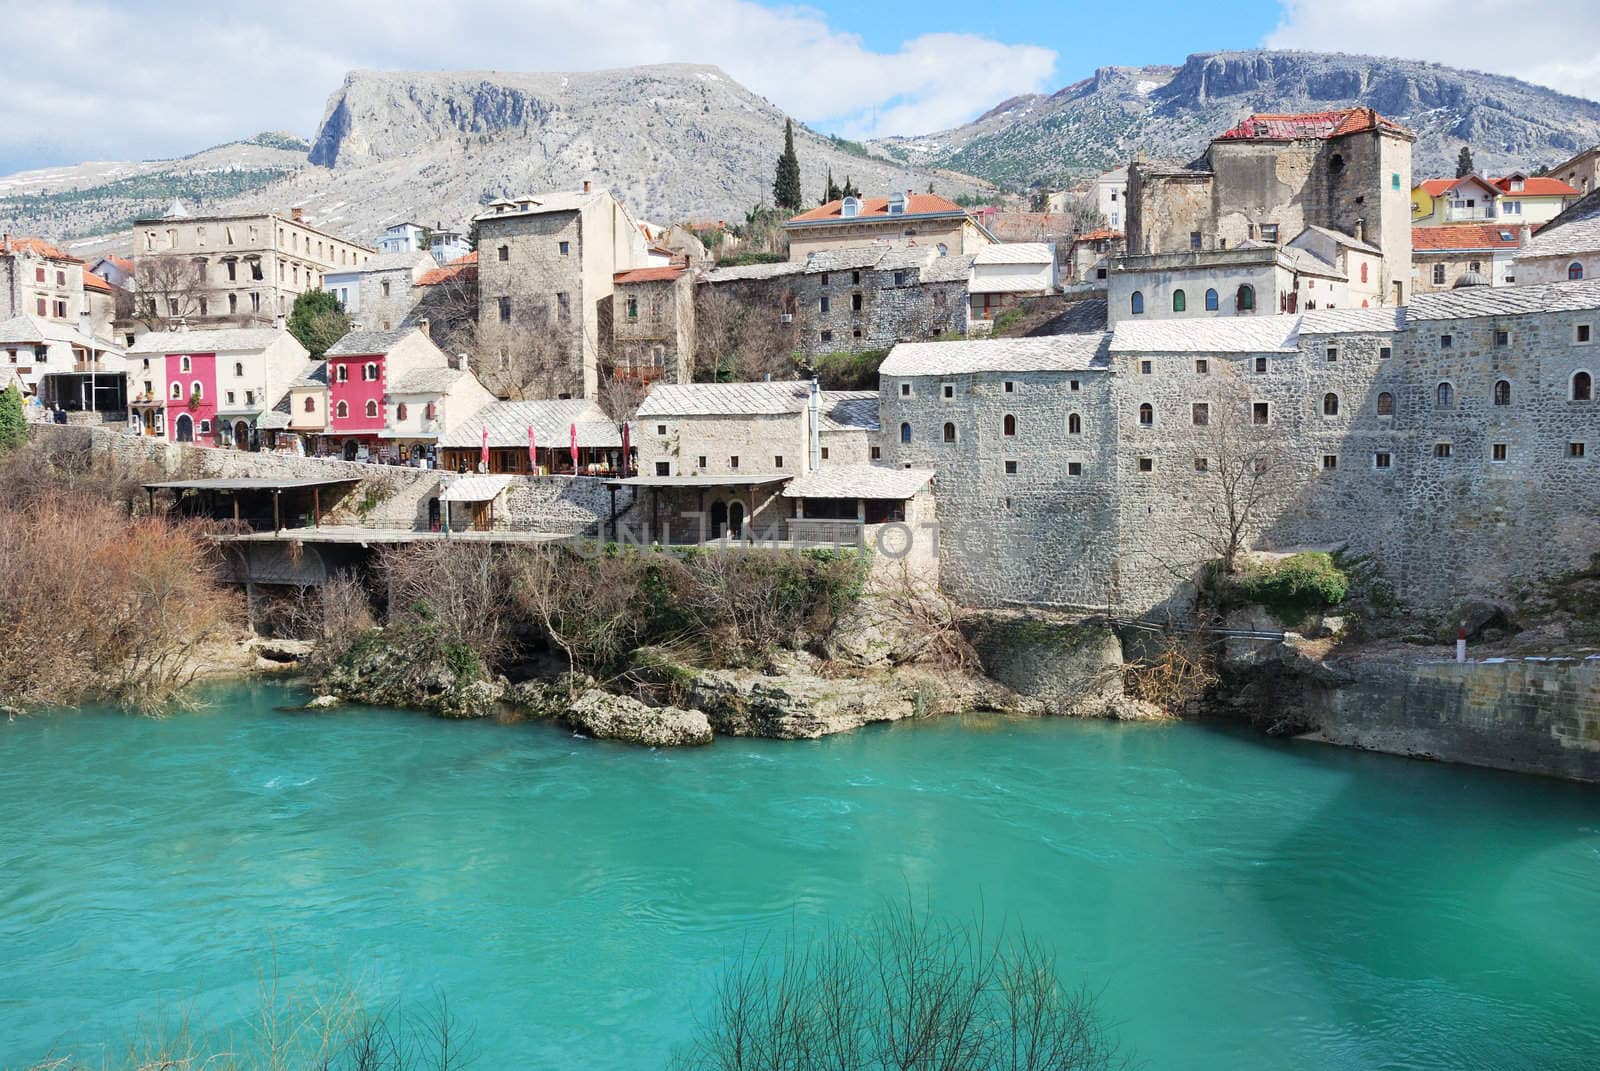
<box><xmin>1067</xmin><ymin>462</ymin><xmax>1083</xmax><ymax>477</ymax></box>
<box><xmin>233</xmin><ymin>361</ymin><xmax>244</xmax><ymax>377</ymax></box>
<box><xmin>1574</xmin><ymin>371</ymin><xmax>1594</xmax><ymax>400</ymax></box>
<box><xmin>336</xmin><ymin>401</ymin><xmax>349</xmax><ymax>418</ymax></box>
<box><xmin>170</xmin><ymin>382</ymin><xmax>183</xmax><ymax>400</ymax></box>
<box><xmin>900</xmin><ymin>423</ymin><xmax>911</xmax><ymax>443</ymax></box>
<box><xmin>180</xmin><ymin>355</ymin><xmax>192</xmax><ymax>372</ymax></box>
<box><xmin>943</xmin><ymin>384</ymin><xmax>954</xmax><ymax>399</ymax></box>
<box><xmin>1003</xmin><ymin>414</ymin><xmax>1017</xmax><ymax>437</ymax></box>
<box><xmin>1254</xmin><ymin>357</ymin><xmax>1268</xmax><ymax>374</ymax></box>
<box><xmin>1377</xmin><ymin>391</ymin><xmax>1395</xmax><ymax>417</ymax></box>
<box><xmin>774</xmin><ymin>455</ymin><xmax>785</xmax><ymax>468</ymax></box>
<box><xmin>396</xmin><ymin>403</ymin><xmax>408</xmax><ymax>421</ymax></box>
<box><xmin>1172</xmin><ymin>289</ymin><xmax>1187</xmax><ymax>312</ymax></box>
<box><xmin>1493</xmin><ymin>380</ymin><xmax>1511</xmax><ymax>406</ymax></box>
<box><xmin>1068</xmin><ymin>413</ymin><xmax>1082</xmax><ymax>435</ymax></box>
<box><xmin>851</xmin><ymin>293</ymin><xmax>862</xmax><ymax>312</ymax></box>
<box><xmin>943</xmin><ymin>422</ymin><xmax>956</xmax><ymax>443</ymax></box>
<box><xmin>365</xmin><ymin>400</ymin><xmax>378</xmax><ymax>418</ymax></box>
<box><xmin>1069</xmin><ymin>379</ymin><xmax>1080</xmax><ymax>392</ymax></box>
<box><xmin>655</xmin><ymin>461</ymin><xmax>671</xmax><ymax>476</ymax></box>
<box><xmin>1194</xmin><ymin>457</ymin><xmax>1209</xmax><ymax>473</ymax></box>
<box><xmin>1140</xmin><ymin>360</ymin><xmax>1152</xmax><ymax>375</ymax></box>
<box><xmin>1130</xmin><ymin>291</ymin><xmax>1145</xmax><ymax>315</ymax></box>
<box><xmin>1492</xmin><ymin>443</ymin><xmax>1508</xmax><ymax>462</ymax></box>
<box><xmin>1494</xmin><ymin>330</ymin><xmax>1509</xmax><ymax>348</ymax></box>
<box><xmin>303</xmin><ymin>396</ymin><xmax>316</xmax><ymax>413</ymax></box>
<box><xmin>729</xmin><ymin>455</ymin><xmax>740</xmax><ymax>469</ymax></box>
<box><xmin>820</xmin><ymin>295</ymin><xmax>830</xmax><ymax>314</ymax></box>
<box><xmin>1325</xmin><ymin>345</ymin><xmax>1338</xmax><ymax>363</ymax></box>
<box><xmin>1137</xmin><ymin>457</ymin><xmax>1154</xmax><ymax>473</ymax></box>
<box><xmin>1138</xmin><ymin>403</ymin><xmax>1154</xmax><ymax>427</ymax></box>
<box><xmin>1433</xmin><ymin>264</ymin><xmax>1447</xmax><ymax>286</ymax></box>
<box><xmin>1195</xmin><ymin>359</ymin><xmax>1208</xmax><ymax>374</ymax></box>
<box><xmin>1440</xmin><ymin>334</ymin><xmax>1453</xmax><ymax>350</ymax></box>
<box><xmin>1005</xmin><ymin>460</ymin><xmax>1018</xmax><ymax>475</ymax></box>
<box><xmin>1189</xmin><ymin>232</ymin><xmax>1201</xmax><ymax>251</ymax></box>
<box><xmin>656</xmin><ymin>424</ymin><xmax>667</xmax><ymax>435</ymax></box>
<box><xmin>226</xmin><ymin>391</ymin><xmax>236</xmax><ymax>405</ymax></box>
<box><xmin>1323</xmin><ymin>393</ymin><xmax>1339</xmax><ymax>417</ymax></box>
<box><xmin>1578</xmin><ymin>325</ymin><xmax>1592</xmax><ymax>344</ymax></box>
<box><xmin>870</xmin><ymin>446</ymin><xmax>881</xmax><ymax>460</ymax></box>
<box><xmin>1237</xmin><ymin>285</ymin><xmax>1256</xmax><ymax>312</ymax></box>
<box><xmin>1322</xmin><ymin>455</ymin><xmax>1338</xmax><ymax>471</ymax></box>
<box><xmin>1192</xmin><ymin>402</ymin><xmax>1209</xmax><ymax>426</ymax></box>
<box><xmin>1004</xmin><ymin>381</ymin><xmax>1014</xmax><ymax>393</ymax></box>
<box><xmin>820</xmin><ymin>448</ymin><xmax>829</xmax><ymax>461</ymax></box>
<box><xmin>498</xmin><ymin>245</ymin><xmax>509</xmax><ymax>261</ymax></box>
<box><xmin>559</xmin><ymin>241</ymin><xmax>570</xmax><ymax>256</ymax></box>
<box><xmin>1204</xmin><ymin>289</ymin><xmax>1218</xmax><ymax>311</ymax></box>
<box><xmin>900</xmin><ymin>382</ymin><xmax>911</xmax><ymax>397</ymax></box>
<box><xmin>1570</xmin><ymin>262</ymin><xmax>1585</xmax><ymax>281</ymax></box>
<box><xmin>1379</xmin><ymin>346</ymin><xmax>1392</xmax><ymax>360</ymax></box>
<box><xmin>364</xmin><ymin>362</ymin><xmax>378</xmax><ymax>382</ymax></box>
<box><xmin>1571</xmin><ymin>442</ymin><xmax>1588</xmax><ymax>458</ymax></box>
<box><xmin>1252</xmin><ymin>402</ymin><xmax>1269</xmax><ymax>425</ymax></box>
<box><xmin>1374</xmin><ymin>451</ymin><xmax>1392</xmax><ymax>470</ymax></box>
<box><xmin>1436</xmin><ymin>382</ymin><xmax>1454</xmax><ymax>408</ymax></box>
<box><xmin>498</xmin><ymin>296</ymin><xmax>511</xmax><ymax>322</ymax></box>
<box><xmin>1434</xmin><ymin>442</ymin><xmax>1453</xmax><ymax>459</ymax></box>
<box><xmin>1259</xmin><ymin>224</ymin><xmax>1278</xmax><ymax>244</ymax></box>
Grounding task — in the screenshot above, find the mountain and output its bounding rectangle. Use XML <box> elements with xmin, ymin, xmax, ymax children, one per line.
<box><xmin>0</xmin><ymin>65</ymin><xmax>986</xmax><ymax>256</ymax></box>
<box><xmin>877</xmin><ymin>50</ymin><xmax>1600</xmax><ymax>188</ymax></box>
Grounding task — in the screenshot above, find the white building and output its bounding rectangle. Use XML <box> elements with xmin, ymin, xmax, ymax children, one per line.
<box><xmin>969</xmin><ymin>243</ymin><xmax>1059</xmax><ymax>323</ymax></box>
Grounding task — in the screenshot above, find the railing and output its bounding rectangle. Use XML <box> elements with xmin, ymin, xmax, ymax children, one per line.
<box><xmin>788</xmin><ymin>518</ymin><xmax>864</xmax><ymax>544</ymax></box>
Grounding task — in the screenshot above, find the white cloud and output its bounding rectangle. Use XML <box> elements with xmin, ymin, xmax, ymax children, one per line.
<box><xmin>1266</xmin><ymin>0</ymin><xmax>1600</xmax><ymax>104</ymax></box>
<box><xmin>0</xmin><ymin>0</ymin><xmax>1056</xmax><ymax>170</ymax></box>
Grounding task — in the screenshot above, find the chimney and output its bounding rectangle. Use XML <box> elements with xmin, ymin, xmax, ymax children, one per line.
<box><xmin>1519</xmin><ymin>223</ymin><xmax>1532</xmax><ymax>246</ymax></box>
<box><xmin>808</xmin><ymin>378</ymin><xmax>822</xmax><ymax>473</ymax></box>
<box><xmin>1354</xmin><ymin>218</ymin><xmax>1365</xmax><ymax>243</ymax></box>
<box><xmin>290</xmin><ymin>207</ymin><xmax>304</xmax><ymax>223</ymax></box>
<box><xmin>582</xmin><ymin>180</ymin><xmax>592</xmax><ymax>194</ymax></box>
<box><xmin>417</xmin><ymin>317</ymin><xmax>431</xmax><ymax>338</ymax></box>
<box><xmin>274</xmin><ymin>314</ymin><xmax>286</xmax><ymax>331</ymax></box>
<box><xmin>456</xmin><ymin>352</ymin><xmax>470</xmax><ymax>372</ymax></box>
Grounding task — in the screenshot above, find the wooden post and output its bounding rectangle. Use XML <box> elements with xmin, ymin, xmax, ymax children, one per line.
<box><xmin>233</xmin><ymin>494</ymin><xmax>240</xmax><ymax>528</ymax></box>
<box><xmin>747</xmin><ymin>484</ymin><xmax>755</xmax><ymax>542</ymax></box>
<box><xmin>273</xmin><ymin>489</ymin><xmax>281</xmax><ymax>534</ymax></box>
<box><xmin>313</xmin><ymin>486</ymin><xmax>321</xmax><ymax>528</ymax></box>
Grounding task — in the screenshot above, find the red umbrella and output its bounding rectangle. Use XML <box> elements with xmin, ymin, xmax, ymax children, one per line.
<box><xmin>569</xmin><ymin>422</ymin><xmax>579</xmax><ymax>473</ymax></box>
<box><xmin>620</xmin><ymin>421</ymin><xmax>630</xmax><ymax>477</ymax></box>
<box><xmin>480</xmin><ymin>425</ymin><xmax>489</xmax><ymax>471</ymax></box>
<box><xmin>527</xmin><ymin>424</ymin><xmax>537</xmax><ymax>473</ymax></box>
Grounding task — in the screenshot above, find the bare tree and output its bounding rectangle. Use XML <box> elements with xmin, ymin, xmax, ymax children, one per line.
<box><xmin>411</xmin><ymin>269</ymin><xmax>481</xmax><ymax>362</ymax></box>
<box><xmin>133</xmin><ymin>254</ymin><xmax>212</xmax><ymax>329</ymax></box>
<box><xmin>694</xmin><ymin>283</ymin><xmax>800</xmax><ymax>382</ymax></box>
<box><xmin>378</xmin><ymin>543</ymin><xmax>517</xmax><ymax>668</ymax></box>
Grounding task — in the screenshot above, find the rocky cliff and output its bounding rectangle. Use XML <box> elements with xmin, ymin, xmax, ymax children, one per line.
<box><xmin>881</xmin><ymin>50</ymin><xmax>1600</xmax><ymax>187</ymax></box>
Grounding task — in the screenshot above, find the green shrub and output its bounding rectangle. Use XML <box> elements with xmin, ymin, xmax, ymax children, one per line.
<box><xmin>1237</xmin><ymin>552</ymin><xmax>1349</xmax><ymax>623</ymax></box>
<box><xmin>715</xmin><ymin>251</ymin><xmax>785</xmax><ymax>267</ymax></box>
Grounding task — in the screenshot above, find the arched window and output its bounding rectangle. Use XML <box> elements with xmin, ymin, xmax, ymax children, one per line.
<box><xmin>233</xmin><ymin>362</ymin><xmax>244</xmax><ymax>377</ymax></box>
<box><xmin>1493</xmin><ymin>380</ymin><xmax>1512</xmax><ymax>406</ymax></box>
<box><xmin>498</xmin><ymin>245</ymin><xmax>509</xmax><ymax>262</ymax></box>
<box><xmin>170</xmin><ymin>382</ymin><xmax>183</xmax><ymax>400</ymax></box>
<box><xmin>1436</xmin><ymin>381</ymin><xmax>1454</xmax><ymax>409</ymax></box>
<box><xmin>1360</xmin><ymin>262</ymin><xmax>1369</xmax><ymax>284</ymax></box>
<box><xmin>1003</xmin><ymin>414</ymin><xmax>1016</xmax><ymax>436</ymax></box>
<box><xmin>1068</xmin><ymin>413</ymin><xmax>1082</xmax><ymax>435</ymax></box>
<box><xmin>190</xmin><ymin>381</ymin><xmax>202</xmax><ymax>400</ymax></box>
<box><xmin>1377</xmin><ymin>392</ymin><xmax>1394</xmax><ymax>416</ymax></box>
<box><xmin>942</xmin><ymin>422</ymin><xmax>956</xmax><ymax>443</ymax></box>
<box><xmin>1323</xmin><ymin>392</ymin><xmax>1339</xmax><ymax>417</ymax></box>
<box><xmin>336</xmin><ymin>401</ymin><xmax>349</xmax><ymax>418</ymax></box>
<box><xmin>365</xmin><ymin>400</ymin><xmax>379</xmax><ymax>418</ymax></box>
<box><xmin>337</xmin><ymin>364</ymin><xmax>349</xmax><ymax>382</ymax></box>
<box><xmin>1237</xmin><ymin>285</ymin><xmax>1256</xmax><ymax>312</ymax></box>
<box><xmin>364</xmin><ymin>362</ymin><xmax>378</xmax><ymax>381</ymax></box>
<box><xmin>1204</xmin><ymin>289</ymin><xmax>1218</xmax><ymax>311</ymax></box>
<box><xmin>1130</xmin><ymin>291</ymin><xmax>1144</xmax><ymax>315</ymax></box>
<box><xmin>303</xmin><ymin>396</ymin><xmax>315</xmax><ymax>413</ymax></box>
<box><xmin>1574</xmin><ymin>371</ymin><xmax>1593</xmax><ymax>401</ymax></box>
<box><xmin>1172</xmin><ymin>289</ymin><xmax>1187</xmax><ymax>313</ymax></box>
<box><xmin>1570</xmin><ymin>262</ymin><xmax>1585</xmax><ymax>281</ymax></box>
<box><xmin>1138</xmin><ymin>403</ymin><xmax>1154</xmax><ymax>427</ymax></box>
<box><xmin>396</xmin><ymin>403</ymin><xmax>408</xmax><ymax>421</ymax></box>
<box><xmin>180</xmin><ymin>356</ymin><xmax>191</xmax><ymax>372</ymax></box>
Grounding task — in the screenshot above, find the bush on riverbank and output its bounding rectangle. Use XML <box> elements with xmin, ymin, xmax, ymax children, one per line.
<box><xmin>0</xmin><ymin>443</ymin><xmax>241</xmax><ymax>712</ymax></box>
<box><xmin>1234</xmin><ymin>552</ymin><xmax>1349</xmax><ymax>625</ymax></box>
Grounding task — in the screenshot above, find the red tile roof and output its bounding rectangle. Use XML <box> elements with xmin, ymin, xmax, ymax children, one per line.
<box><xmin>103</xmin><ymin>254</ymin><xmax>135</xmax><ymax>273</ymax></box>
<box><xmin>0</xmin><ymin>235</ymin><xmax>78</xmax><ymax>261</ymax></box>
<box><xmin>416</xmin><ymin>251</ymin><xmax>477</xmax><ymax>286</ymax></box>
<box><xmin>613</xmin><ymin>266</ymin><xmax>686</xmax><ymax>284</ymax></box>
<box><xmin>1215</xmin><ymin>107</ymin><xmax>1410</xmax><ymax>142</ymax></box>
<box><xmin>1411</xmin><ymin>224</ymin><xmax>1525</xmax><ymax>251</ymax></box>
<box><xmin>1490</xmin><ymin>175</ymin><xmax>1580</xmax><ymax>197</ymax></box>
<box><xmin>82</xmin><ymin>268</ymin><xmax>115</xmax><ymax>293</ymax></box>
<box><xmin>1073</xmin><ymin>228</ymin><xmax>1124</xmax><ymax>242</ymax></box>
<box><xmin>787</xmin><ymin>193</ymin><xmax>968</xmax><ymax>225</ymax></box>
<box><xmin>1418</xmin><ymin>179</ymin><xmax>1458</xmax><ymax>197</ymax></box>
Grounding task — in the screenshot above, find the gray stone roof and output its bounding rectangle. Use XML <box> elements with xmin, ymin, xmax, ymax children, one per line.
<box><xmin>324</xmin><ymin>328</ymin><xmax>416</xmax><ymax>357</ymax></box>
<box><xmin>475</xmin><ymin>190</ymin><xmax>608</xmax><ymax>221</ymax></box>
<box><xmin>874</xmin><ymin>246</ymin><xmax>939</xmax><ymax>271</ymax></box>
<box><xmin>389</xmin><ymin>366</ymin><xmax>467</xmax><ymax>395</ymax></box>
<box><xmin>782</xmin><ymin>464</ymin><xmax>934</xmax><ymax>500</ymax></box>
<box><xmin>637</xmin><ymin>380</ymin><xmax>811</xmax><ymax>416</ymax></box>
<box><xmin>879</xmin><ymin>334</ymin><xmax>1111</xmax><ymax>376</ymax></box>
<box><xmin>700</xmin><ymin>260</ymin><xmax>807</xmax><ymax>283</ymax></box>
<box><xmin>819</xmin><ymin>391</ymin><xmax>880</xmax><ymax>432</ymax></box>
<box><xmin>922</xmin><ymin>254</ymin><xmax>976</xmax><ymax>283</ymax></box>
<box><xmin>341</xmin><ymin>251</ymin><xmax>438</xmax><ymax>276</ymax></box>
<box><xmin>1519</xmin><ymin>189</ymin><xmax>1600</xmax><ymax>259</ymax></box>
<box><xmin>289</xmin><ymin>362</ymin><xmax>328</xmax><ymax>388</ymax></box>
<box><xmin>1297</xmin><ymin>224</ymin><xmax>1382</xmax><ymax>255</ymax></box>
<box><xmin>1296</xmin><ymin>307</ymin><xmax>1407</xmax><ymax>334</ymax></box>
<box><xmin>1110</xmin><ymin>316</ymin><xmax>1299</xmax><ymax>354</ymax></box>
<box><xmin>805</xmin><ymin>246</ymin><xmax>890</xmax><ymax>273</ymax></box>
<box><xmin>126</xmin><ymin>327</ymin><xmax>286</xmax><ymax>354</ymax></box>
<box><xmin>1407</xmin><ymin>277</ymin><xmax>1600</xmax><ymax>320</ymax></box>
<box><xmin>439</xmin><ymin>399</ymin><xmax>620</xmax><ymax>449</ymax></box>
<box><xmin>440</xmin><ymin>475</ymin><xmax>514</xmax><ymax>502</ymax></box>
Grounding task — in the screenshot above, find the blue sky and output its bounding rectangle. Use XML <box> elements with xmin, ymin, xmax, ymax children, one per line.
<box><xmin>1</xmin><ymin>0</ymin><xmax>1594</xmax><ymax>174</ymax></box>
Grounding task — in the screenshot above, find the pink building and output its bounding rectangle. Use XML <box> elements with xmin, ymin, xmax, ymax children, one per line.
<box><xmin>320</xmin><ymin>327</ymin><xmax>493</xmax><ymax>461</ymax></box>
<box><xmin>127</xmin><ymin>328</ymin><xmax>309</xmax><ymax>447</ymax></box>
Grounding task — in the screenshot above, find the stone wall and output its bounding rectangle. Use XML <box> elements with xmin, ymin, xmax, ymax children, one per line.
<box><xmin>474</xmin><ymin>210</ymin><xmax>589</xmax><ymax>398</ymax></box>
<box><xmin>792</xmin><ymin>266</ymin><xmax>967</xmax><ymax>355</ymax></box>
<box><xmin>1305</xmin><ymin>656</ymin><xmax>1600</xmax><ymax>782</ymax></box>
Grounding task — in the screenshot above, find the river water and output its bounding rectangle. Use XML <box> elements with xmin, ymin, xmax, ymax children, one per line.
<box><xmin>2</xmin><ymin>681</ymin><xmax>1598</xmax><ymax>1069</ymax></box>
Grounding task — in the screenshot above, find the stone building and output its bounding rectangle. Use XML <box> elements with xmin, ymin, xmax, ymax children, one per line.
<box><xmin>1066</xmin><ymin>228</ymin><xmax>1124</xmax><ymax>285</ymax></box>
<box><xmin>608</xmin><ymin>265</ymin><xmax>694</xmax><ymax>384</ymax></box>
<box><xmin>1550</xmin><ymin>144</ymin><xmax>1600</xmax><ymax>197</ymax></box>
<box><xmin>1124</xmin><ymin>108</ymin><xmax>1414</xmax><ymax>307</ymax></box>
<box><xmin>969</xmin><ymin>243</ymin><xmax>1058</xmax><ymax>324</ymax></box>
<box><xmin>322</xmin><ymin>251</ymin><xmax>438</xmax><ymax>331</ymax></box>
<box><xmin>876</xmin><ymin>281</ymin><xmax>1600</xmax><ymax>615</ymax></box>
<box><xmin>1513</xmin><ymin>190</ymin><xmax>1600</xmax><ymax>285</ymax></box>
<box><xmin>129</xmin><ymin>205</ymin><xmax>373</xmax><ymax>326</ymax></box>
<box><xmin>473</xmin><ymin>186</ymin><xmax>651</xmax><ymax>400</ymax></box>
<box><xmin>1412</xmin><ymin>224</ymin><xmax>1525</xmax><ymax>292</ymax></box>
<box><xmin>784</xmin><ymin>192</ymin><xmax>995</xmax><ymax>260</ymax></box>
<box><xmin>1108</xmin><ymin>241</ymin><xmax>1369</xmax><ymax>324</ymax></box>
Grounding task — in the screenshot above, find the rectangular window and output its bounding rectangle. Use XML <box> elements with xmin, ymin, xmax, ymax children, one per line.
<box><xmin>1492</xmin><ymin>443</ymin><xmax>1509</xmax><ymax>462</ymax></box>
<box><xmin>1004</xmin><ymin>381</ymin><xmax>1014</xmax><ymax>393</ymax></box>
<box><xmin>1195</xmin><ymin>359</ymin><xmax>1208</xmax><ymax>374</ymax></box>
<box><xmin>1069</xmin><ymin>379</ymin><xmax>1080</xmax><ymax>392</ymax></box>
<box><xmin>820</xmin><ymin>330</ymin><xmax>833</xmax><ymax>343</ymax></box>
<box><xmin>900</xmin><ymin>383</ymin><xmax>911</xmax><ymax>397</ymax></box>
<box><xmin>1140</xmin><ymin>360</ymin><xmax>1152</xmax><ymax>375</ymax></box>
<box><xmin>1194</xmin><ymin>457</ymin><xmax>1209</xmax><ymax>473</ymax></box>
<box><xmin>729</xmin><ymin>455</ymin><xmax>740</xmax><ymax>469</ymax></box>
<box><xmin>226</xmin><ymin>391</ymin><xmax>236</xmax><ymax>405</ymax></box>
<box><xmin>870</xmin><ymin>446</ymin><xmax>881</xmax><ymax>460</ymax></box>
<box><xmin>656</xmin><ymin>424</ymin><xmax>667</xmax><ymax>435</ymax></box>
<box><xmin>1392</xmin><ymin>173</ymin><xmax>1401</xmax><ymax>190</ymax></box>
<box><xmin>852</xmin><ymin>271</ymin><xmax>861</xmax><ymax>285</ymax></box>
<box><xmin>820</xmin><ymin>273</ymin><xmax>830</xmax><ymax>286</ymax></box>
<box><xmin>1137</xmin><ymin>457</ymin><xmax>1154</xmax><ymax>473</ymax></box>
<box><xmin>1252</xmin><ymin>402</ymin><xmax>1270</xmax><ymax>425</ymax></box>
<box><xmin>497</xmin><ymin>296</ymin><xmax>511</xmax><ymax>322</ymax></box>
<box><xmin>557</xmin><ymin>292</ymin><xmax>570</xmax><ymax>321</ymax></box>
<box><xmin>943</xmin><ymin>384</ymin><xmax>954</xmax><ymax>399</ymax></box>
<box><xmin>34</xmin><ymin>267</ymin><xmax>44</xmax><ymax>283</ymax></box>
<box><xmin>1570</xmin><ymin>442</ymin><xmax>1587</xmax><ymax>458</ymax></box>
<box><xmin>1260</xmin><ymin>223</ymin><xmax>1279</xmax><ymax>243</ymax></box>
<box><xmin>696</xmin><ymin>455</ymin><xmax>706</xmax><ymax>468</ymax></box>
<box><xmin>1374</xmin><ymin>451</ymin><xmax>1392</xmax><ymax>470</ymax></box>
<box><xmin>1495</xmin><ymin>330</ymin><xmax>1509</xmax><ymax>347</ymax></box>
<box><xmin>559</xmin><ymin>241</ymin><xmax>569</xmax><ymax>255</ymax></box>
<box><xmin>1440</xmin><ymin>334</ymin><xmax>1453</xmax><ymax>349</ymax></box>
<box><xmin>1254</xmin><ymin>357</ymin><xmax>1268</xmax><ymax>374</ymax></box>
<box><xmin>1379</xmin><ymin>346</ymin><xmax>1392</xmax><ymax>360</ymax></box>
<box><xmin>775</xmin><ymin>455</ymin><xmax>785</xmax><ymax>468</ymax></box>
<box><xmin>1322</xmin><ymin>454</ymin><xmax>1338</xmax><ymax>471</ymax></box>
<box><xmin>1434</xmin><ymin>442</ymin><xmax>1453</xmax><ymax>459</ymax></box>
<box><xmin>1325</xmin><ymin>345</ymin><xmax>1338</xmax><ymax>362</ymax></box>
<box><xmin>1192</xmin><ymin>402</ymin><xmax>1209</xmax><ymax>426</ymax></box>
<box><xmin>1578</xmin><ymin>325</ymin><xmax>1592</xmax><ymax>344</ymax></box>
<box><xmin>820</xmin><ymin>447</ymin><xmax>829</xmax><ymax>460</ymax></box>
<box><xmin>1005</xmin><ymin>460</ymin><xmax>1018</xmax><ymax>475</ymax></box>
<box><xmin>654</xmin><ymin>461</ymin><xmax>670</xmax><ymax>476</ymax></box>
<box><xmin>851</xmin><ymin>293</ymin><xmax>862</xmax><ymax>312</ymax></box>
<box><xmin>1190</xmin><ymin>231</ymin><xmax>1202</xmax><ymax>250</ymax></box>
<box><xmin>820</xmin><ymin>296</ymin><xmax>830</xmax><ymax>313</ymax></box>
<box><xmin>1067</xmin><ymin>461</ymin><xmax>1083</xmax><ymax>476</ymax></box>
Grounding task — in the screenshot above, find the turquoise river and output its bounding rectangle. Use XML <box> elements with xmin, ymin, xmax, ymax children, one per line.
<box><xmin>3</xmin><ymin>681</ymin><xmax>1599</xmax><ymax>1069</ymax></box>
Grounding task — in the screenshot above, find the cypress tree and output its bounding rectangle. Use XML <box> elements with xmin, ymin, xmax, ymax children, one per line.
<box><xmin>0</xmin><ymin>381</ymin><xmax>26</xmax><ymax>451</ymax></box>
<box><xmin>1456</xmin><ymin>145</ymin><xmax>1475</xmax><ymax>178</ymax></box>
<box><xmin>773</xmin><ymin>120</ymin><xmax>803</xmax><ymax>212</ymax></box>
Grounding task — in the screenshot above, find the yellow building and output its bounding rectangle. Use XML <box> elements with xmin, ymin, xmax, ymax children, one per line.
<box><xmin>1411</xmin><ymin>173</ymin><xmax>1577</xmax><ymax>227</ymax></box>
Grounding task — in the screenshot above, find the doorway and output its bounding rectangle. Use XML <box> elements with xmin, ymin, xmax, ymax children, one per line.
<box><xmin>727</xmin><ymin>500</ymin><xmax>746</xmax><ymax>540</ymax></box>
<box><xmin>343</xmin><ymin>439</ymin><xmax>359</xmax><ymax>461</ymax></box>
<box><xmin>174</xmin><ymin>413</ymin><xmax>193</xmax><ymax>442</ymax></box>
<box><xmin>710</xmin><ymin>500</ymin><xmax>728</xmax><ymax>539</ymax></box>
<box><xmin>234</xmin><ymin>420</ymin><xmax>250</xmax><ymax>450</ymax></box>
<box><xmin>471</xmin><ymin>502</ymin><xmax>490</xmax><ymax>531</ymax></box>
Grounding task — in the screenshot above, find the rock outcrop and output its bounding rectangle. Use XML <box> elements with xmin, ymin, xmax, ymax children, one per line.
<box><xmin>317</xmin><ymin>627</ymin><xmax>506</xmax><ymax>719</ymax></box>
<box><xmin>562</xmin><ymin>689</ymin><xmax>713</xmax><ymax>747</ymax></box>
